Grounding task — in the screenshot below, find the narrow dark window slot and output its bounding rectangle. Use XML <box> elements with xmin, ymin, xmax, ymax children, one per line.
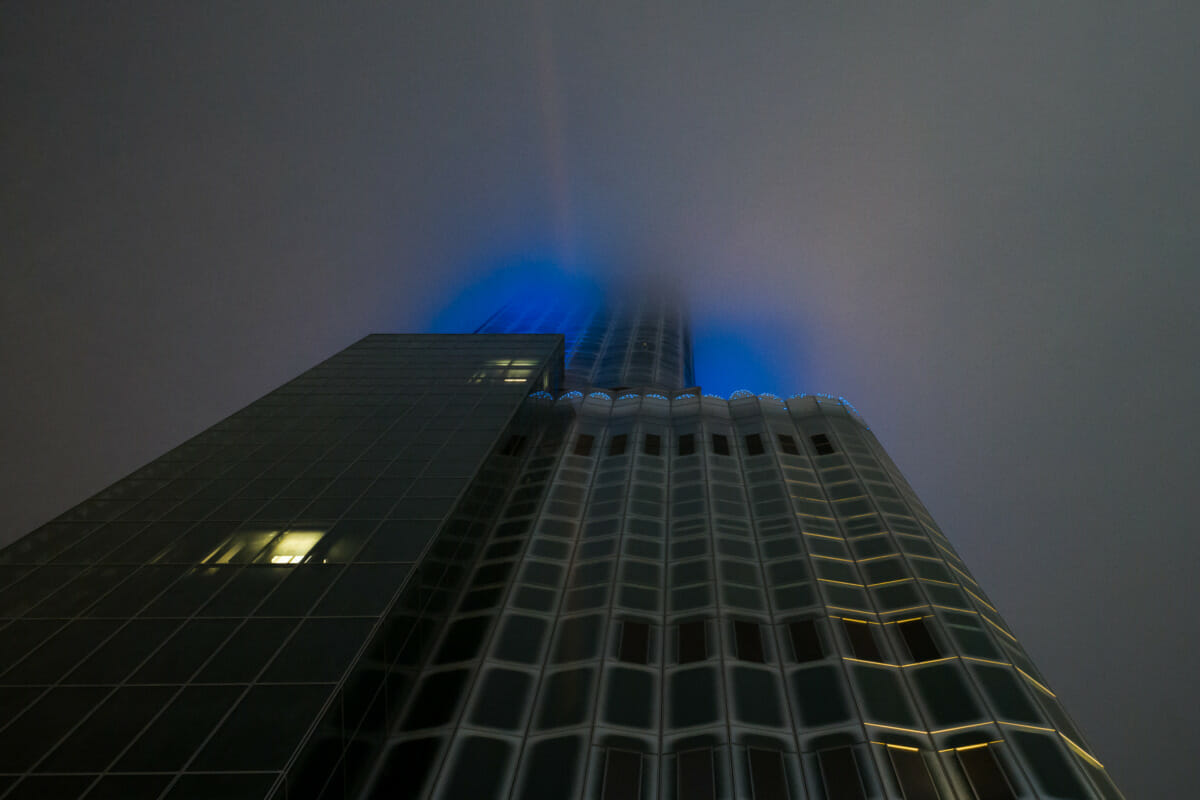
<box><xmin>811</xmin><ymin>434</ymin><xmax>835</xmax><ymax>455</ymax></box>
<box><xmin>777</xmin><ymin>434</ymin><xmax>799</xmax><ymax>455</ymax></box>
<box><xmin>609</xmin><ymin>434</ymin><xmax>628</xmax><ymax>456</ymax></box>
<box><xmin>897</xmin><ymin>618</ymin><xmax>942</xmax><ymax>663</ymax></box>
<box><xmin>818</xmin><ymin>747</ymin><xmax>866</xmax><ymax>800</ymax></box>
<box><xmin>734</xmin><ymin>620</ymin><xmax>765</xmax><ymax>663</ymax></box>
<box><xmin>957</xmin><ymin>746</ymin><xmax>1016</xmax><ymax>800</ymax></box>
<box><xmin>842</xmin><ymin>619</ymin><xmax>885</xmax><ymax>662</ymax></box>
<box><xmin>748</xmin><ymin>748</ymin><xmax>789</xmax><ymax>800</ymax></box>
<box><xmin>619</xmin><ymin>620</ymin><xmax>650</xmax><ymax>664</ymax></box>
<box><xmin>501</xmin><ymin>435</ymin><xmax>527</xmax><ymax>456</ymax></box>
<box><xmin>678</xmin><ymin>433</ymin><xmax>696</xmax><ymax>456</ymax></box>
<box><xmin>574</xmin><ymin>434</ymin><xmax>595</xmax><ymax>456</ymax></box>
<box><xmin>712</xmin><ymin>434</ymin><xmax>730</xmax><ymax>456</ymax></box>
<box><xmin>888</xmin><ymin>747</ymin><xmax>940</xmax><ymax>800</ymax></box>
<box><xmin>788</xmin><ymin>618</ymin><xmax>823</xmax><ymax>663</ymax></box>
<box><xmin>677</xmin><ymin>748</ymin><xmax>715</xmax><ymax>800</ymax></box>
<box><xmin>746</xmin><ymin>433</ymin><xmax>765</xmax><ymax>455</ymax></box>
<box><xmin>644</xmin><ymin>434</ymin><xmax>661</xmax><ymax>456</ymax></box>
<box><xmin>678</xmin><ymin>620</ymin><xmax>707</xmax><ymax>663</ymax></box>
<box><xmin>603</xmin><ymin>749</ymin><xmax>642</xmax><ymax>800</ymax></box>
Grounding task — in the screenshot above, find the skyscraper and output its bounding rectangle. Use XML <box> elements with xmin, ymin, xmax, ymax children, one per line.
<box><xmin>0</xmin><ymin>287</ymin><xmax>1123</xmax><ymax>800</ymax></box>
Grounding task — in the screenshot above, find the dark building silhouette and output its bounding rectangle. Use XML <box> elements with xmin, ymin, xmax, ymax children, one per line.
<box><xmin>0</xmin><ymin>290</ymin><xmax>1123</xmax><ymax>800</ymax></box>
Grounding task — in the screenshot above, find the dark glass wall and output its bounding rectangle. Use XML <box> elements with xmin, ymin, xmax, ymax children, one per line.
<box><xmin>0</xmin><ymin>334</ymin><xmax>563</xmax><ymax>800</ymax></box>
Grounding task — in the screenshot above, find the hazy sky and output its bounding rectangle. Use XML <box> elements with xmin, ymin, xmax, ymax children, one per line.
<box><xmin>4</xmin><ymin>4</ymin><xmax>1198</xmax><ymax>795</ymax></box>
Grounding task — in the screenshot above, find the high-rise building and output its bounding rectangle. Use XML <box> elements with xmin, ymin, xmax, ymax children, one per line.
<box><xmin>0</xmin><ymin>287</ymin><xmax>1123</xmax><ymax>800</ymax></box>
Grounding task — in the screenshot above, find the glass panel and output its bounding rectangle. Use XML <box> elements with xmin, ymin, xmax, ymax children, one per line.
<box><xmin>788</xmin><ymin>619</ymin><xmax>823</xmax><ymax>662</ymax></box>
<box><xmin>842</xmin><ymin>619</ymin><xmax>884</xmax><ymax>662</ymax></box>
<box><xmin>897</xmin><ymin>619</ymin><xmax>941</xmax><ymax>662</ymax></box>
<box><xmin>678</xmin><ymin>620</ymin><xmax>707</xmax><ymax>663</ymax></box>
<box><xmin>887</xmin><ymin>747</ymin><xmax>940</xmax><ymax>800</ymax></box>
<box><xmin>748</xmin><ymin>748</ymin><xmax>789</xmax><ymax>800</ymax></box>
<box><xmin>619</xmin><ymin>620</ymin><xmax>650</xmax><ymax>664</ymax></box>
<box><xmin>818</xmin><ymin>747</ymin><xmax>865</xmax><ymax>800</ymax></box>
<box><xmin>734</xmin><ymin>621</ymin><xmax>765</xmax><ymax>663</ymax></box>
<box><xmin>957</xmin><ymin>746</ymin><xmax>1016</xmax><ymax>800</ymax></box>
<box><xmin>603</xmin><ymin>749</ymin><xmax>642</xmax><ymax>800</ymax></box>
<box><xmin>678</xmin><ymin>748</ymin><xmax>715</xmax><ymax>800</ymax></box>
<box><xmin>516</xmin><ymin>736</ymin><xmax>584</xmax><ymax>800</ymax></box>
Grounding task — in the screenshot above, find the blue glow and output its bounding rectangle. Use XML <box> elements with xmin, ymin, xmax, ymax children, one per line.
<box><xmin>425</xmin><ymin>256</ymin><xmax>604</xmax><ymax>334</ymax></box>
<box><xmin>617</xmin><ymin>393</ymin><xmax>640</xmax><ymax>401</ymax></box>
<box><xmin>646</xmin><ymin>393</ymin><xmax>668</xmax><ymax>400</ymax></box>
<box><xmin>730</xmin><ymin>389</ymin><xmax>756</xmax><ymax>400</ymax></box>
<box><xmin>673</xmin><ymin>393</ymin><xmax>696</xmax><ymax>401</ymax></box>
<box><xmin>587</xmin><ymin>391</ymin><xmax>611</xmax><ymax>400</ymax></box>
<box><xmin>689</xmin><ymin>316</ymin><xmax>805</xmax><ymax>398</ymax></box>
<box><xmin>561</xmin><ymin>390</ymin><xmax>583</xmax><ymax>399</ymax></box>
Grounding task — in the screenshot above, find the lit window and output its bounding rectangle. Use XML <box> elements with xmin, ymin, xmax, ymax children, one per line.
<box><xmin>256</xmin><ymin>531</ymin><xmax>325</xmax><ymax>565</ymax></box>
<box><xmin>203</xmin><ymin>530</ymin><xmax>277</xmax><ymax>564</ymax></box>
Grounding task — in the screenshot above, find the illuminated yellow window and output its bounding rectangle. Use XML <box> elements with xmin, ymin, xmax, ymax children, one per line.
<box><xmin>203</xmin><ymin>530</ymin><xmax>278</xmax><ymax>564</ymax></box>
<box><xmin>256</xmin><ymin>531</ymin><xmax>325</xmax><ymax>565</ymax></box>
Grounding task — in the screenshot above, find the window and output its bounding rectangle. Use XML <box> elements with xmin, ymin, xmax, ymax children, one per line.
<box><xmin>644</xmin><ymin>434</ymin><xmax>661</xmax><ymax>456</ymax></box>
<box><xmin>777</xmin><ymin>434</ymin><xmax>799</xmax><ymax>455</ymax></box>
<box><xmin>811</xmin><ymin>434</ymin><xmax>835</xmax><ymax>455</ymax></box>
<box><xmin>677</xmin><ymin>748</ymin><xmax>715</xmax><ymax>800</ymax></box>
<box><xmin>574</xmin><ymin>434</ymin><xmax>595</xmax><ymax>456</ymax></box>
<box><xmin>678</xmin><ymin>620</ymin><xmax>707</xmax><ymax>663</ymax></box>
<box><xmin>678</xmin><ymin>433</ymin><xmax>696</xmax><ymax>456</ymax></box>
<box><xmin>818</xmin><ymin>747</ymin><xmax>866</xmax><ymax>800</ymax></box>
<box><xmin>712</xmin><ymin>434</ymin><xmax>730</xmax><ymax>456</ymax></box>
<box><xmin>734</xmin><ymin>620</ymin><xmax>765</xmax><ymax>663</ymax></box>
<box><xmin>501</xmin><ymin>435</ymin><xmax>527</xmax><ymax>456</ymax></box>
<box><xmin>746</xmin><ymin>433</ymin><xmax>764</xmax><ymax>455</ymax></box>
<box><xmin>842</xmin><ymin>619</ymin><xmax>885</xmax><ymax>662</ymax></box>
<box><xmin>887</xmin><ymin>747</ymin><xmax>941</xmax><ymax>800</ymax></box>
<box><xmin>896</xmin><ymin>618</ymin><xmax>941</xmax><ymax>663</ymax></box>
<box><xmin>957</xmin><ymin>745</ymin><xmax>1016</xmax><ymax>800</ymax></box>
<box><xmin>748</xmin><ymin>749</ymin><xmax>789</xmax><ymax>800</ymax></box>
<box><xmin>603</xmin><ymin>749</ymin><xmax>642</xmax><ymax>800</ymax></box>
<box><xmin>619</xmin><ymin>620</ymin><xmax>650</xmax><ymax>664</ymax></box>
<box><xmin>609</xmin><ymin>434</ymin><xmax>628</xmax><ymax>456</ymax></box>
<box><xmin>788</xmin><ymin>618</ymin><xmax>823</xmax><ymax>662</ymax></box>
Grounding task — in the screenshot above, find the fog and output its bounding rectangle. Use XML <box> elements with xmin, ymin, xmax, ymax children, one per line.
<box><xmin>4</xmin><ymin>5</ymin><xmax>1198</xmax><ymax>794</ymax></box>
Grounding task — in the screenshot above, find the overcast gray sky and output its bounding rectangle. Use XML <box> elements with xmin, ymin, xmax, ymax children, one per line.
<box><xmin>3</xmin><ymin>4</ymin><xmax>1198</xmax><ymax>795</ymax></box>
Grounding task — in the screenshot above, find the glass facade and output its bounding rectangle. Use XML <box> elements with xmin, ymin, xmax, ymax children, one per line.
<box><xmin>0</xmin><ymin>296</ymin><xmax>1124</xmax><ymax>800</ymax></box>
